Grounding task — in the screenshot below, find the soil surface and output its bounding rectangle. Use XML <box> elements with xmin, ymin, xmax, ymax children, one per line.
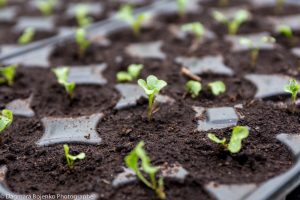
<box><xmin>1</xmin><ymin>0</ymin><xmax>300</xmax><ymax>200</ymax></box>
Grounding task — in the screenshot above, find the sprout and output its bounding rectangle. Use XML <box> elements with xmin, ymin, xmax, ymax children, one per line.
<box><xmin>0</xmin><ymin>109</ymin><xmax>13</xmax><ymax>134</ymax></box>
<box><xmin>0</xmin><ymin>65</ymin><xmax>18</xmax><ymax>86</ymax></box>
<box><xmin>52</xmin><ymin>67</ymin><xmax>76</xmax><ymax>99</ymax></box>
<box><xmin>277</xmin><ymin>25</ymin><xmax>293</xmax><ymax>39</ymax></box>
<box><xmin>138</xmin><ymin>75</ymin><xmax>167</xmax><ymax>120</ymax></box>
<box><xmin>75</xmin><ymin>28</ymin><xmax>90</xmax><ymax>58</ymax></box>
<box><xmin>37</xmin><ymin>0</ymin><xmax>57</xmax><ymax>16</ymax></box>
<box><xmin>18</xmin><ymin>27</ymin><xmax>35</xmax><ymax>45</ymax></box>
<box><xmin>75</xmin><ymin>5</ymin><xmax>93</xmax><ymax>28</ymax></box>
<box><xmin>125</xmin><ymin>141</ymin><xmax>165</xmax><ymax>200</ymax></box>
<box><xmin>208</xmin><ymin>81</ymin><xmax>226</xmax><ymax>96</ymax></box>
<box><xmin>276</xmin><ymin>0</ymin><xmax>285</xmax><ymax>13</ymax></box>
<box><xmin>218</xmin><ymin>0</ymin><xmax>229</xmax><ymax>7</ymax></box>
<box><xmin>212</xmin><ymin>9</ymin><xmax>250</xmax><ymax>35</ymax></box>
<box><xmin>181</xmin><ymin>22</ymin><xmax>205</xmax><ymax>42</ymax></box>
<box><xmin>63</xmin><ymin>144</ymin><xmax>86</xmax><ymax>169</ymax></box>
<box><xmin>208</xmin><ymin>126</ymin><xmax>249</xmax><ymax>153</ymax></box>
<box><xmin>285</xmin><ymin>79</ymin><xmax>300</xmax><ymax>104</ymax></box>
<box><xmin>239</xmin><ymin>36</ymin><xmax>276</xmax><ymax>67</ymax></box>
<box><xmin>117</xmin><ymin>64</ymin><xmax>143</xmax><ymax>82</ymax></box>
<box><xmin>0</xmin><ymin>0</ymin><xmax>6</xmax><ymax>7</ymax></box>
<box><xmin>185</xmin><ymin>80</ymin><xmax>202</xmax><ymax>98</ymax></box>
<box><xmin>117</xmin><ymin>4</ymin><xmax>149</xmax><ymax>37</ymax></box>
<box><xmin>176</xmin><ymin>0</ymin><xmax>187</xmax><ymax>17</ymax></box>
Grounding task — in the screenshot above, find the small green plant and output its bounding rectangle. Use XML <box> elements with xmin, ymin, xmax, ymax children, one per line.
<box><xmin>117</xmin><ymin>4</ymin><xmax>148</xmax><ymax>36</ymax></box>
<box><xmin>0</xmin><ymin>109</ymin><xmax>13</xmax><ymax>134</ymax></box>
<box><xmin>208</xmin><ymin>126</ymin><xmax>249</xmax><ymax>153</ymax></box>
<box><xmin>277</xmin><ymin>25</ymin><xmax>293</xmax><ymax>39</ymax></box>
<box><xmin>181</xmin><ymin>22</ymin><xmax>205</xmax><ymax>41</ymax></box>
<box><xmin>18</xmin><ymin>27</ymin><xmax>35</xmax><ymax>45</ymax></box>
<box><xmin>212</xmin><ymin>9</ymin><xmax>250</xmax><ymax>35</ymax></box>
<box><xmin>75</xmin><ymin>28</ymin><xmax>90</xmax><ymax>58</ymax></box>
<box><xmin>37</xmin><ymin>0</ymin><xmax>57</xmax><ymax>16</ymax></box>
<box><xmin>208</xmin><ymin>81</ymin><xmax>226</xmax><ymax>96</ymax></box>
<box><xmin>276</xmin><ymin>0</ymin><xmax>285</xmax><ymax>13</ymax></box>
<box><xmin>138</xmin><ymin>75</ymin><xmax>167</xmax><ymax>120</ymax></box>
<box><xmin>0</xmin><ymin>65</ymin><xmax>18</xmax><ymax>86</ymax></box>
<box><xmin>185</xmin><ymin>80</ymin><xmax>202</xmax><ymax>98</ymax></box>
<box><xmin>218</xmin><ymin>0</ymin><xmax>229</xmax><ymax>7</ymax></box>
<box><xmin>63</xmin><ymin>144</ymin><xmax>86</xmax><ymax>169</ymax></box>
<box><xmin>176</xmin><ymin>0</ymin><xmax>187</xmax><ymax>17</ymax></box>
<box><xmin>0</xmin><ymin>0</ymin><xmax>6</xmax><ymax>7</ymax></box>
<box><xmin>52</xmin><ymin>67</ymin><xmax>76</xmax><ymax>98</ymax></box>
<box><xmin>75</xmin><ymin>5</ymin><xmax>93</xmax><ymax>28</ymax></box>
<box><xmin>239</xmin><ymin>36</ymin><xmax>276</xmax><ymax>68</ymax></box>
<box><xmin>285</xmin><ymin>79</ymin><xmax>300</xmax><ymax>104</ymax></box>
<box><xmin>117</xmin><ymin>64</ymin><xmax>143</xmax><ymax>82</ymax></box>
<box><xmin>125</xmin><ymin>141</ymin><xmax>165</xmax><ymax>199</ymax></box>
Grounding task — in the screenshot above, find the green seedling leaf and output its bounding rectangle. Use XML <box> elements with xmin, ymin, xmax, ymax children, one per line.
<box><xmin>208</xmin><ymin>81</ymin><xmax>226</xmax><ymax>96</ymax></box>
<box><xmin>138</xmin><ymin>75</ymin><xmax>167</xmax><ymax>120</ymax></box>
<box><xmin>285</xmin><ymin>79</ymin><xmax>300</xmax><ymax>103</ymax></box>
<box><xmin>117</xmin><ymin>4</ymin><xmax>149</xmax><ymax>36</ymax></box>
<box><xmin>0</xmin><ymin>0</ymin><xmax>6</xmax><ymax>7</ymax></box>
<box><xmin>63</xmin><ymin>144</ymin><xmax>86</xmax><ymax>169</ymax></box>
<box><xmin>176</xmin><ymin>0</ymin><xmax>187</xmax><ymax>17</ymax></box>
<box><xmin>75</xmin><ymin>5</ymin><xmax>93</xmax><ymax>28</ymax></box>
<box><xmin>75</xmin><ymin>28</ymin><xmax>90</xmax><ymax>58</ymax></box>
<box><xmin>0</xmin><ymin>65</ymin><xmax>18</xmax><ymax>86</ymax></box>
<box><xmin>208</xmin><ymin>126</ymin><xmax>249</xmax><ymax>154</ymax></box>
<box><xmin>0</xmin><ymin>109</ymin><xmax>13</xmax><ymax>133</ymax></box>
<box><xmin>52</xmin><ymin>67</ymin><xmax>76</xmax><ymax>98</ymax></box>
<box><xmin>18</xmin><ymin>27</ymin><xmax>35</xmax><ymax>45</ymax></box>
<box><xmin>277</xmin><ymin>25</ymin><xmax>293</xmax><ymax>39</ymax></box>
<box><xmin>125</xmin><ymin>141</ymin><xmax>166</xmax><ymax>199</ymax></box>
<box><xmin>185</xmin><ymin>80</ymin><xmax>202</xmax><ymax>98</ymax></box>
<box><xmin>181</xmin><ymin>22</ymin><xmax>205</xmax><ymax>41</ymax></box>
<box><xmin>228</xmin><ymin>126</ymin><xmax>249</xmax><ymax>153</ymax></box>
<box><xmin>37</xmin><ymin>0</ymin><xmax>57</xmax><ymax>16</ymax></box>
<box><xmin>116</xmin><ymin>64</ymin><xmax>143</xmax><ymax>82</ymax></box>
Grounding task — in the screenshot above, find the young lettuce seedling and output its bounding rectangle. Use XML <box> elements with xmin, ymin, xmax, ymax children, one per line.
<box><xmin>138</xmin><ymin>75</ymin><xmax>167</xmax><ymax>120</ymax></box>
<box><xmin>0</xmin><ymin>109</ymin><xmax>13</xmax><ymax>134</ymax></box>
<box><xmin>277</xmin><ymin>25</ymin><xmax>293</xmax><ymax>39</ymax></box>
<box><xmin>176</xmin><ymin>0</ymin><xmax>187</xmax><ymax>17</ymax></box>
<box><xmin>37</xmin><ymin>0</ymin><xmax>57</xmax><ymax>16</ymax></box>
<box><xmin>75</xmin><ymin>28</ymin><xmax>90</xmax><ymax>58</ymax></box>
<box><xmin>125</xmin><ymin>141</ymin><xmax>165</xmax><ymax>200</ymax></box>
<box><xmin>208</xmin><ymin>126</ymin><xmax>249</xmax><ymax>153</ymax></box>
<box><xmin>208</xmin><ymin>81</ymin><xmax>226</xmax><ymax>96</ymax></box>
<box><xmin>181</xmin><ymin>22</ymin><xmax>205</xmax><ymax>50</ymax></box>
<box><xmin>63</xmin><ymin>144</ymin><xmax>86</xmax><ymax>169</ymax></box>
<box><xmin>212</xmin><ymin>9</ymin><xmax>250</xmax><ymax>35</ymax></box>
<box><xmin>75</xmin><ymin>5</ymin><xmax>93</xmax><ymax>28</ymax></box>
<box><xmin>239</xmin><ymin>36</ymin><xmax>276</xmax><ymax>68</ymax></box>
<box><xmin>0</xmin><ymin>0</ymin><xmax>6</xmax><ymax>8</ymax></box>
<box><xmin>52</xmin><ymin>67</ymin><xmax>76</xmax><ymax>99</ymax></box>
<box><xmin>18</xmin><ymin>27</ymin><xmax>35</xmax><ymax>45</ymax></box>
<box><xmin>285</xmin><ymin>79</ymin><xmax>300</xmax><ymax>113</ymax></box>
<box><xmin>117</xmin><ymin>64</ymin><xmax>143</xmax><ymax>82</ymax></box>
<box><xmin>0</xmin><ymin>65</ymin><xmax>18</xmax><ymax>86</ymax></box>
<box><xmin>117</xmin><ymin>4</ymin><xmax>149</xmax><ymax>37</ymax></box>
<box><xmin>185</xmin><ymin>80</ymin><xmax>202</xmax><ymax>98</ymax></box>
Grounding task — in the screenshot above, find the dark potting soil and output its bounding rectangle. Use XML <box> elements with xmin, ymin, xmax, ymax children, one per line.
<box><xmin>1</xmin><ymin>0</ymin><xmax>300</xmax><ymax>199</ymax></box>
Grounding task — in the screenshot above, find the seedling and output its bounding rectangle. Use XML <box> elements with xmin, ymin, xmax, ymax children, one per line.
<box><xmin>239</xmin><ymin>36</ymin><xmax>276</xmax><ymax>68</ymax></box>
<box><xmin>0</xmin><ymin>0</ymin><xmax>6</xmax><ymax>7</ymax></box>
<box><xmin>63</xmin><ymin>144</ymin><xmax>86</xmax><ymax>169</ymax></box>
<box><xmin>285</xmin><ymin>79</ymin><xmax>300</xmax><ymax>113</ymax></box>
<box><xmin>138</xmin><ymin>75</ymin><xmax>167</xmax><ymax>120</ymax></box>
<box><xmin>181</xmin><ymin>22</ymin><xmax>205</xmax><ymax>50</ymax></box>
<box><xmin>218</xmin><ymin>0</ymin><xmax>229</xmax><ymax>7</ymax></box>
<box><xmin>185</xmin><ymin>80</ymin><xmax>202</xmax><ymax>98</ymax></box>
<box><xmin>52</xmin><ymin>67</ymin><xmax>76</xmax><ymax>99</ymax></box>
<box><xmin>277</xmin><ymin>25</ymin><xmax>293</xmax><ymax>39</ymax></box>
<box><xmin>208</xmin><ymin>81</ymin><xmax>226</xmax><ymax>96</ymax></box>
<box><xmin>276</xmin><ymin>0</ymin><xmax>285</xmax><ymax>13</ymax></box>
<box><xmin>75</xmin><ymin>28</ymin><xmax>90</xmax><ymax>58</ymax></box>
<box><xmin>176</xmin><ymin>0</ymin><xmax>187</xmax><ymax>17</ymax></box>
<box><xmin>0</xmin><ymin>65</ymin><xmax>18</xmax><ymax>86</ymax></box>
<box><xmin>125</xmin><ymin>141</ymin><xmax>165</xmax><ymax>200</ymax></box>
<box><xmin>37</xmin><ymin>0</ymin><xmax>57</xmax><ymax>16</ymax></box>
<box><xmin>117</xmin><ymin>64</ymin><xmax>143</xmax><ymax>82</ymax></box>
<box><xmin>75</xmin><ymin>5</ymin><xmax>93</xmax><ymax>28</ymax></box>
<box><xmin>0</xmin><ymin>109</ymin><xmax>13</xmax><ymax>134</ymax></box>
<box><xmin>18</xmin><ymin>27</ymin><xmax>35</xmax><ymax>45</ymax></box>
<box><xmin>208</xmin><ymin>126</ymin><xmax>249</xmax><ymax>153</ymax></box>
<box><xmin>212</xmin><ymin>9</ymin><xmax>250</xmax><ymax>35</ymax></box>
<box><xmin>117</xmin><ymin>4</ymin><xmax>149</xmax><ymax>37</ymax></box>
